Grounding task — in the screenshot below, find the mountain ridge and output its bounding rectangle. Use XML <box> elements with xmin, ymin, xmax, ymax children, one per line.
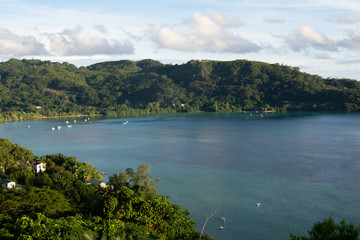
<box><xmin>0</xmin><ymin>58</ymin><xmax>359</xmax><ymax>121</ymax></box>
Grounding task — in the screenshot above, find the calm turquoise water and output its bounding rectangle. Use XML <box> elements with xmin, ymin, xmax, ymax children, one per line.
<box><xmin>1</xmin><ymin>112</ymin><xmax>359</xmax><ymax>239</ymax></box>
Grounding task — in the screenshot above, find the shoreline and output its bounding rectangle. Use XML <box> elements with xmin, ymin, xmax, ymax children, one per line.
<box><xmin>0</xmin><ymin>113</ymin><xmax>93</xmax><ymax>123</ymax></box>
<box><xmin>1</xmin><ymin>108</ymin><xmax>357</xmax><ymax>124</ymax></box>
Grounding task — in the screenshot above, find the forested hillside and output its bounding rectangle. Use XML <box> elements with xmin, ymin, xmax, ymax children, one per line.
<box><xmin>1</xmin><ymin>58</ymin><xmax>359</xmax><ymax>121</ymax></box>
<box><xmin>0</xmin><ymin>138</ymin><xmax>213</xmax><ymax>239</ymax></box>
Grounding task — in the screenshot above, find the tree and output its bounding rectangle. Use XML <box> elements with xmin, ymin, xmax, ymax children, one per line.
<box><xmin>0</xmin><ymin>139</ymin><xmax>212</xmax><ymax>239</ymax></box>
<box><xmin>108</xmin><ymin>171</ymin><xmax>129</xmax><ymax>190</ymax></box>
<box><xmin>0</xmin><ymin>188</ymin><xmax>72</xmax><ymax>218</ymax></box>
<box><xmin>290</xmin><ymin>217</ymin><xmax>360</xmax><ymax>240</ymax></box>
<box><xmin>130</xmin><ymin>163</ymin><xmax>161</xmax><ymax>200</ymax></box>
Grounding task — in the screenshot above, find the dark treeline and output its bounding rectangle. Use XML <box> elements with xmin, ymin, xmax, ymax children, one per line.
<box><xmin>1</xmin><ymin>58</ymin><xmax>360</xmax><ymax>121</ymax></box>
<box><xmin>0</xmin><ymin>138</ymin><xmax>214</xmax><ymax>239</ymax></box>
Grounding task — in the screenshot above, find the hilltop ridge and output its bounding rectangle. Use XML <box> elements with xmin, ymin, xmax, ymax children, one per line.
<box><xmin>0</xmin><ymin>58</ymin><xmax>359</xmax><ymax>121</ymax></box>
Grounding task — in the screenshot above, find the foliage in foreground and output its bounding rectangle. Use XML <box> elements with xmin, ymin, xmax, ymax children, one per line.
<box><xmin>0</xmin><ymin>138</ymin><xmax>214</xmax><ymax>239</ymax></box>
<box><xmin>290</xmin><ymin>217</ymin><xmax>360</xmax><ymax>240</ymax></box>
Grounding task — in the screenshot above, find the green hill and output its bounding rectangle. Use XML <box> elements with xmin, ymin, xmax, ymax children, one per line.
<box><xmin>0</xmin><ymin>138</ymin><xmax>213</xmax><ymax>239</ymax></box>
<box><xmin>1</xmin><ymin>58</ymin><xmax>359</xmax><ymax>121</ymax></box>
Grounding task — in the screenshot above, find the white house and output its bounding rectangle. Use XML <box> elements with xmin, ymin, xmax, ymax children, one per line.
<box><xmin>31</xmin><ymin>162</ymin><xmax>46</xmax><ymax>173</ymax></box>
<box><xmin>1</xmin><ymin>179</ymin><xmax>16</xmax><ymax>189</ymax></box>
<box><xmin>85</xmin><ymin>179</ymin><xmax>108</xmax><ymax>188</ymax></box>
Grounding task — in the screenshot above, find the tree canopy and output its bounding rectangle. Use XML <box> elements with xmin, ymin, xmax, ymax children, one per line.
<box><xmin>0</xmin><ymin>138</ymin><xmax>213</xmax><ymax>239</ymax></box>
<box><xmin>1</xmin><ymin>58</ymin><xmax>359</xmax><ymax>122</ymax></box>
<box><xmin>290</xmin><ymin>217</ymin><xmax>360</xmax><ymax>240</ymax></box>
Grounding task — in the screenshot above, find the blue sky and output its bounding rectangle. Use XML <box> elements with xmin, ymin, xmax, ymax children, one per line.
<box><xmin>1</xmin><ymin>0</ymin><xmax>360</xmax><ymax>80</ymax></box>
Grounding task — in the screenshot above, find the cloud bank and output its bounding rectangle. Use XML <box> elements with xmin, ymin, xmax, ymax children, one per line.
<box><xmin>45</xmin><ymin>26</ymin><xmax>134</xmax><ymax>56</ymax></box>
<box><xmin>0</xmin><ymin>26</ymin><xmax>134</xmax><ymax>57</ymax></box>
<box><xmin>282</xmin><ymin>25</ymin><xmax>336</xmax><ymax>51</ymax></box>
<box><xmin>282</xmin><ymin>24</ymin><xmax>360</xmax><ymax>52</ymax></box>
<box><xmin>338</xmin><ymin>25</ymin><xmax>360</xmax><ymax>49</ymax></box>
<box><xmin>148</xmin><ymin>10</ymin><xmax>261</xmax><ymax>54</ymax></box>
<box><xmin>1</xmin><ymin>6</ymin><xmax>360</xmax><ymax>71</ymax></box>
<box><xmin>0</xmin><ymin>28</ymin><xmax>47</xmax><ymax>56</ymax></box>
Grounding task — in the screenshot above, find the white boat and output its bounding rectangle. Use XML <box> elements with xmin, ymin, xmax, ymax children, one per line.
<box><xmin>256</xmin><ymin>202</ymin><xmax>261</xmax><ymax>206</ymax></box>
<box><xmin>51</xmin><ymin>127</ymin><xmax>55</xmax><ymax>131</ymax></box>
<box><xmin>123</xmin><ymin>121</ymin><xmax>128</xmax><ymax>125</ymax></box>
<box><xmin>219</xmin><ymin>216</ymin><xmax>226</xmax><ymax>230</ymax></box>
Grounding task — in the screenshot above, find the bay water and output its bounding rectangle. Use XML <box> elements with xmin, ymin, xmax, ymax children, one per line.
<box><xmin>0</xmin><ymin>112</ymin><xmax>359</xmax><ymax>239</ymax></box>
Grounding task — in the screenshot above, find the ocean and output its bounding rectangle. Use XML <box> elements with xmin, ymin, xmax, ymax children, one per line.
<box><xmin>1</xmin><ymin>112</ymin><xmax>359</xmax><ymax>239</ymax></box>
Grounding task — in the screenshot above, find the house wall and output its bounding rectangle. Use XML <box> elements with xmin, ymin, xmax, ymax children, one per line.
<box><xmin>7</xmin><ymin>182</ymin><xmax>16</xmax><ymax>189</ymax></box>
<box><xmin>33</xmin><ymin>163</ymin><xmax>46</xmax><ymax>173</ymax></box>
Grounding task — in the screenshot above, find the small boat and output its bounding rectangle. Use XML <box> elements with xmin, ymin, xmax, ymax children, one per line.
<box><xmin>256</xmin><ymin>202</ymin><xmax>261</xmax><ymax>207</ymax></box>
<box><xmin>219</xmin><ymin>217</ymin><xmax>226</xmax><ymax>230</ymax></box>
<box><xmin>57</xmin><ymin>126</ymin><xmax>62</xmax><ymax>130</ymax></box>
<box><xmin>101</xmin><ymin>172</ymin><xmax>106</xmax><ymax>175</ymax></box>
<box><xmin>51</xmin><ymin>127</ymin><xmax>56</xmax><ymax>131</ymax></box>
<box><xmin>67</xmin><ymin>125</ymin><xmax>72</xmax><ymax>128</ymax></box>
<box><xmin>123</xmin><ymin>121</ymin><xmax>128</xmax><ymax>125</ymax></box>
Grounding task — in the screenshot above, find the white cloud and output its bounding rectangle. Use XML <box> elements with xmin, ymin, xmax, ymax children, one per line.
<box><xmin>148</xmin><ymin>10</ymin><xmax>261</xmax><ymax>54</ymax></box>
<box><xmin>45</xmin><ymin>26</ymin><xmax>134</xmax><ymax>56</ymax></box>
<box><xmin>149</xmin><ymin>24</ymin><xmax>203</xmax><ymax>51</ymax></box>
<box><xmin>338</xmin><ymin>24</ymin><xmax>360</xmax><ymax>49</ymax></box>
<box><xmin>282</xmin><ymin>25</ymin><xmax>336</xmax><ymax>51</ymax></box>
<box><xmin>0</xmin><ymin>26</ymin><xmax>135</xmax><ymax>58</ymax></box>
<box><xmin>329</xmin><ymin>16</ymin><xmax>360</xmax><ymax>24</ymax></box>
<box><xmin>93</xmin><ymin>24</ymin><xmax>108</xmax><ymax>34</ymax></box>
<box><xmin>0</xmin><ymin>28</ymin><xmax>47</xmax><ymax>56</ymax></box>
<box><xmin>202</xmin><ymin>9</ymin><xmax>242</xmax><ymax>28</ymax></box>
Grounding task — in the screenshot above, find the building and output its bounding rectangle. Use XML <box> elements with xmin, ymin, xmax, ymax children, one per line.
<box><xmin>1</xmin><ymin>179</ymin><xmax>16</xmax><ymax>189</ymax></box>
<box><xmin>31</xmin><ymin>162</ymin><xmax>46</xmax><ymax>173</ymax></box>
<box><xmin>85</xmin><ymin>179</ymin><xmax>108</xmax><ymax>188</ymax></box>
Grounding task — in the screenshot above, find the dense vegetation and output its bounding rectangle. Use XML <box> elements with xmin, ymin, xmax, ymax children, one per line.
<box><xmin>290</xmin><ymin>217</ymin><xmax>360</xmax><ymax>240</ymax></box>
<box><xmin>1</xmin><ymin>58</ymin><xmax>360</xmax><ymax>122</ymax></box>
<box><xmin>0</xmin><ymin>138</ymin><xmax>214</xmax><ymax>239</ymax></box>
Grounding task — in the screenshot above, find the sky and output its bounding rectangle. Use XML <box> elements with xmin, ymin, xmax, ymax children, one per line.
<box><xmin>0</xmin><ymin>0</ymin><xmax>360</xmax><ymax>80</ymax></box>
